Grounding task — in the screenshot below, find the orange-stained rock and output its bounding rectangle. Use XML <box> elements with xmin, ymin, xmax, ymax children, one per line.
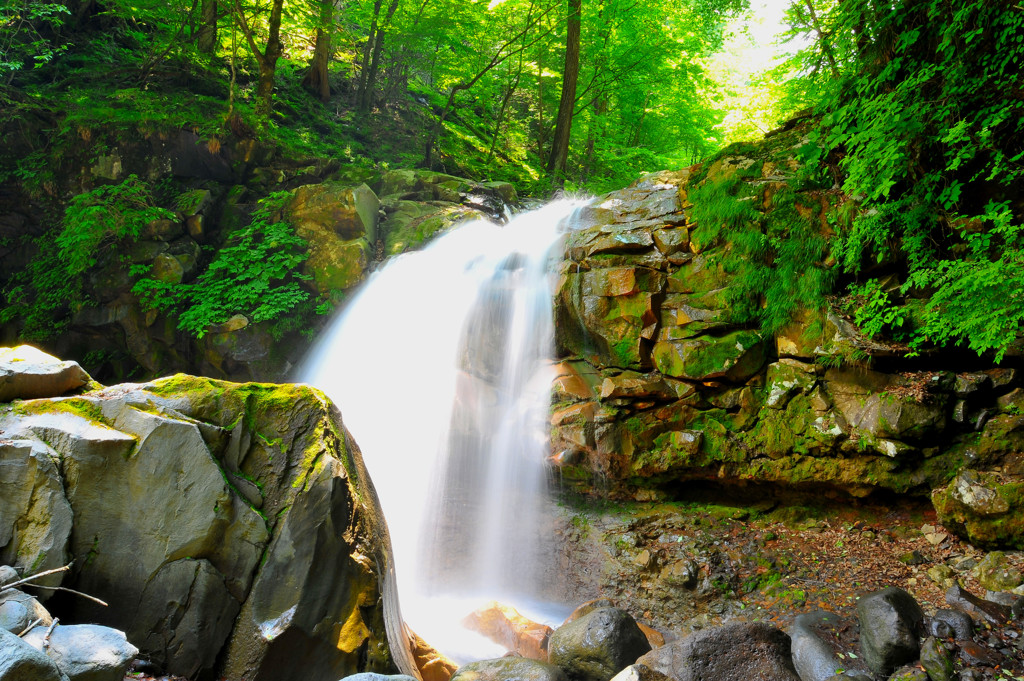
<box><xmin>462</xmin><ymin>601</ymin><xmax>553</xmax><ymax>660</ymax></box>
<box><xmin>637</xmin><ymin>622</ymin><xmax>665</xmax><ymax>648</ymax></box>
<box><xmin>410</xmin><ymin>629</ymin><xmax>458</xmax><ymax>681</ymax></box>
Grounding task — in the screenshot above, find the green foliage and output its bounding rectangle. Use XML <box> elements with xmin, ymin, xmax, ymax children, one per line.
<box><xmin>134</xmin><ymin>191</ymin><xmax>311</xmax><ymax>338</ymax></box>
<box><xmin>688</xmin><ymin>172</ymin><xmax>834</xmax><ymax>335</ymax></box>
<box><xmin>846</xmin><ymin>280</ymin><xmax>907</xmax><ymax>340</ymax></box>
<box><xmin>786</xmin><ymin>0</ymin><xmax>1024</xmax><ymax>360</ymax></box>
<box><xmin>0</xmin><ymin>0</ymin><xmax>69</xmax><ymax>82</ymax></box>
<box><xmin>0</xmin><ymin>175</ymin><xmax>172</xmax><ymax>340</ymax></box>
<box><xmin>59</xmin><ymin>175</ymin><xmax>175</xmax><ymax>274</ymax></box>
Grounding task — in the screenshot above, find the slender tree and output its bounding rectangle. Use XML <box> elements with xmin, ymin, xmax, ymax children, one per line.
<box><xmin>233</xmin><ymin>0</ymin><xmax>284</xmax><ymax>119</ymax></box>
<box><xmin>546</xmin><ymin>0</ymin><xmax>580</xmax><ymax>179</ymax></box>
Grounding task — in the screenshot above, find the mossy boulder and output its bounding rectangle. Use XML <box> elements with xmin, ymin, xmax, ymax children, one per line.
<box><xmin>933</xmin><ymin>470</ymin><xmax>1024</xmax><ymax>549</ymax></box>
<box><xmin>652</xmin><ymin>330</ymin><xmax>765</xmax><ymax>383</ymax></box>
<box><xmin>287</xmin><ymin>182</ymin><xmax>379</xmax><ymax>242</ymax></box>
<box><xmin>381</xmin><ymin>201</ymin><xmax>488</xmax><ymax>256</ymax></box>
<box><xmin>826</xmin><ymin>368</ymin><xmax>948</xmax><ymax>443</ymax></box>
<box><xmin>0</xmin><ymin>373</ymin><xmax>409</xmax><ymax>681</ymax></box>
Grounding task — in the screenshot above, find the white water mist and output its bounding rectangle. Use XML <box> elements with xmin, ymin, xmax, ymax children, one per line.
<box><xmin>299</xmin><ymin>200</ymin><xmax>584</xmax><ymax>660</ymax></box>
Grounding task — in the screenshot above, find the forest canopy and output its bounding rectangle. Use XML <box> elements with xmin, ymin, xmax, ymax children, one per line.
<box><xmin>0</xmin><ymin>0</ymin><xmax>1022</xmax><ymax>359</ymax></box>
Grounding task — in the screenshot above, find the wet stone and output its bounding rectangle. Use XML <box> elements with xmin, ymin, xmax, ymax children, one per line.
<box><xmin>932</xmin><ymin>609</ymin><xmax>974</xmax><ymax>640</ymax></box>
<box><xmin>958</xmin><ymin>640</ymin><xmax>1003</xmax><ymax>667</ymax></box>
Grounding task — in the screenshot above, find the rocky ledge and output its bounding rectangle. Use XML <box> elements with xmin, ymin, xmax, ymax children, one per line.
<box><xmin>550</xmin><ymin>122</ymin><xmax>1024</xmax><ymax>550</ymax></box>
<box><xmin>0</xmin><ymin>345</ymin><xmax>413</xmax><ymax>681</ymax></box>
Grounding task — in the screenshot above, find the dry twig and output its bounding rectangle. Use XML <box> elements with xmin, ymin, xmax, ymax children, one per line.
<box><xmin>16</xmin><ymin>617</ymin><xmax>43</xmax><ymax>638</ymax></box>
<box><xmin>28</xmin><ymin>584</ymin><xmax>109</xmax><ymax>607</ymax></box>
<box><xmin>42</xmin><ymin>617</ymin><xmax>58</xmax><ymax>647</ymax></box>
<box><xmin>0</xmin><ymin>564</ymin><xmax>72</xmax><ymax>594</ymax></box>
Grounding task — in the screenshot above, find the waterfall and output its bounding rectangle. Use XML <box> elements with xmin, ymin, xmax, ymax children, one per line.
<box><xmin>299</xmin><ymin>199</ymin><xmax>585</xmax><ymax>661</ymax></box>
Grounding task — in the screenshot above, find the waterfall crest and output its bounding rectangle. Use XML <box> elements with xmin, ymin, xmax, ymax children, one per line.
<box><xmin>299</xmin><ymin>199</ymin><xmax>585</xmax><ymax>660</ymax></box>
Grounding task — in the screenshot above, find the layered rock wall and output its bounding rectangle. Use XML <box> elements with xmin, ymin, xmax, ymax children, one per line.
<box><xmin>551</xmin><ymin>125</ymin><xmax>1024</xmax><ymax>549</ymax></box>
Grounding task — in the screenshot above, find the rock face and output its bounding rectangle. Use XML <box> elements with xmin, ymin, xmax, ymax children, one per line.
<box><xmin>0</xmin><ymin>363</ymin><xmax>412</xmax><ymax>681</ymax></box>
<box><xmin>636</xmin><ymin>622</ymin><xmax>800</xmax><ymax>681</ymax></box>
<box><xmin>549</xmin><ymin>123</ymin><xmax>1024</xmax><ymax>549</ymax></box>
<box><xmin>547</xmin><ymin>607</ymin><xmax>652</xmax><ymax>681</ymax></box>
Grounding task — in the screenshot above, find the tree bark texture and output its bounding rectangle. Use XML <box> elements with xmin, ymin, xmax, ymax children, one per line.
<box><xmin>303</xmin><ymin>0</ymin><xmax>334</xmax><ymax>102</ymax></box>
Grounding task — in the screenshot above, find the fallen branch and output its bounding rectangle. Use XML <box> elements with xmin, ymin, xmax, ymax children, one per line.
<box><xmin>28</xmin><ymin>585</ymin><xmax>109</xmax><ymax>607</ymax></box>
<box><xmin>17</xmin><ymin>617</ymin><xmax>43</xmax><ymax>638</ymax></box>
<box><xmin>43</xmin><ymin>617</ymin><xmax>58</xmax><ymax>647</ymax></box>
<box><xmin>0</xmin><ymin>564</ymin><xmax>72</xmax><ymax>594</ymax></box>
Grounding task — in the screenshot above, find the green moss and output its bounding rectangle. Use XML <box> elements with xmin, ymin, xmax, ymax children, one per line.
<box><xmin>12</xmin><ymin>396</ymin><xmax>106</xmax><ymax>423</ymax></box>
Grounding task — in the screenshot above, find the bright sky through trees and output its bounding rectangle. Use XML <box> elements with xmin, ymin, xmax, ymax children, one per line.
<box><xmin>709</xmin><ymin>0</ymin><xmax>806</xmax><ymax>143</ymax></box>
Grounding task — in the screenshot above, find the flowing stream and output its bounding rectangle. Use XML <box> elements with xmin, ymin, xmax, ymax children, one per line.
<box><xmin>299</xmin><ymin>200</ymin><xmax>585</xmax><ymax>661</ymax></box>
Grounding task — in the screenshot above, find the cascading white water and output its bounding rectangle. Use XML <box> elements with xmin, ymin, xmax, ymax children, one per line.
<box><xmin>299</xmin><ymin>199</ymin><xmax>585</xmax><ymax>661</ymax></box>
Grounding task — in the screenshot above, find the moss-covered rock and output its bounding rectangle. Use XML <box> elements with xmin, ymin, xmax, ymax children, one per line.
<box><xmin>933</xmin><ymin>470</ymin><xmax>1024</xmax><ymax>549</ymax></box>
<box><xmin>0</xmin><ymin>373</ymin><xmax>410</xmax><ymax>680</ymax></box>
<box><xmin>652</xmin><ymin>330</ymin><xmax>765</xmax><ymax>383</ymax></box>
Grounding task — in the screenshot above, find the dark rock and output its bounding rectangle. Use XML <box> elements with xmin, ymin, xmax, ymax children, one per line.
<box><xmin>637</xmin><ymin>622</ymin><xmax>799</xmax><ymax>681</ymax></box>
<box><xmin>855</xmin><ymin>587</ymin><xmax>924</xmax><ymax>675</ymax></box>
<box><xmin>933</xmin><ymin>609</ymin><xmax>974</xmax><ymax>640</ymax></box>
<box><xmin>22</xmin><ymin>623</ymin><xmax>137</xmax><ymax>681</ymax></box>
<box><xmin>924</xmin><ymin>618</ymin><xmax>954</xmax><ymax>640</ymax></box>
<box><xmin>548</xmin><ymin>608</ymin><xmax>652</xmax><ymax>681</ymax></box>
<box><xmin>919</xmin><ymin>637</ymin><xmax>954</xmax><ymax>681</ymax></box>
<box><xmin>945</xmin><ymin>584</ymin><xmax>1010</xmax><ymax>625</ymax></box>
<box><xmin>899</xmin><ymin>551</ymin><xmax>928</xmax><ymax>566</ymax></box>
<box><xmin>452</xmin><ymin>657</ymin><xmax>568</xmax><ymax>681</ymax></box>
<box><xmin>958</xmin><ymin>640</ymin><xmax>1003</xmax><ymax>667</ymax></box>
<box><xmin>0</xmin><ymin>627</ymin><xmax>67</xmax><ymax>681</ymax></box>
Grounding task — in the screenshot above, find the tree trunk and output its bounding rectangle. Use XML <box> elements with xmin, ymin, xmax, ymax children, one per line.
<box><xmin>196</xmin><ymin>0</ymin><xmax>217</xmax><ymax>53</ymax></box>
<box><xmin>357</xmin><ymin>0</ymin><xmax>385</xmax><ymax>111</ymax></box>
<box><xmin>362</xmin><ymin>0</ymin><xmax>401</xmax><ymax>110</ymax></box>
<box><xmin>803</xmin><ymin>0</ymin><xmax>839</xmax><ymax>77</ymax></box>
<box><xmin>546</xmin><ymin>0</ymin><xmax>581</xmax><ymax>180</ymax></box>
<box><xmin>254</xmin><ymin>0</ymin><xmax>283</xmax><ymax>118</ymax></box>
<box><xmin>303</xmin><ymin>0</ymin><xmax>334</xmax><ymax>102</ymax></box>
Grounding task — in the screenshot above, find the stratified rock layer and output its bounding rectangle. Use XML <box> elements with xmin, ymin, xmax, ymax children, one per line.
<box><xmin>550</xmin><ymin>124</ymin><xmax>1024</xmax><ymax>548</ymax></box>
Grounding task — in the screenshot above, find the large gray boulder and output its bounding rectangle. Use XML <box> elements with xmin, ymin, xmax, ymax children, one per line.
<box><xmin>0</xmin><ymin>345</ymin><xmax>91</xmax><ymax>402</ymax></box>
<box><xmin>0</xmin><ymin>627</ymin><xmax>68</xmax><ymax>681</ymax></box>
<box><xmin>22</xmin><ymin>624</ymin><xmax>137</xmax><ymax>681</ymax></box>
<box><xmin>0</xmin><ymin>374</ymin><xmax>414</xmax><ymax>681</ymax></box>
<box><xmin>636</xmin><ymin>622</ymin><xmax>800</xmax><ymax>681</ymax></box>
<box><xmin>452</xmin><ymin>657</ymin><xmax>569</xmax><ymax>681</ymax></box>
<box><xmin>855</xmin><ymin>588</ymin><xmax>924</xmax><ymax>676</ymax></box>
<box><xmin>548</xmin><ymin>608</ymin><xmax>652</xmax><ymax>681</ymax></box>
